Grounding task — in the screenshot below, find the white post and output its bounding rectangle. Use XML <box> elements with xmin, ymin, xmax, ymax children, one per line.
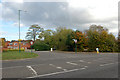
<box><xmin>51</xmin><ymin>48</ymin><xmax>53</xmax><ymax>51</ymax></box>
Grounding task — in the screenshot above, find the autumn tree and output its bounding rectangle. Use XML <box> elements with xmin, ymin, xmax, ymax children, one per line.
<box><xmin>87</xmin><ymin>25</ymin><xmax>117</xmax><ymax>52</ymax></box>
<box><xmin>72</xmin><ymin>30</ymin><xmax>87</xmax><ymax>51</ymax></box>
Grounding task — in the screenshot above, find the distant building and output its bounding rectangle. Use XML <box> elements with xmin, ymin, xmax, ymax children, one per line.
<box><xmin>1</xmin><ymin>38</ymin><xmax>34</xmax><ymax>50</ymax></box>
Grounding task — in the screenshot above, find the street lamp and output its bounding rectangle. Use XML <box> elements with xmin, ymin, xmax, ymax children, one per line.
<box><xmin>18</xmin><ymin>10</ymin><xmax>27</xmax><ymax>53</ymax></box>
<box><xmin>73</xmin><ymin>39</ymin><xmax>77</xmax><ymax>53</ymax></box>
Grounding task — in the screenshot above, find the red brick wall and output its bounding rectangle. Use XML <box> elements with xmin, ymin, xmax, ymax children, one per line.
<box><xmin>4</xmin><ymin>40</ymin><xmax>34</xmax><ymax>50</ymax></box>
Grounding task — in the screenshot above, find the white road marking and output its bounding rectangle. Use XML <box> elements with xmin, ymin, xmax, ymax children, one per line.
<box><xmin>79</xmin><ymin>60</ymin><xmax>85</xmax><ymax>62</ymax></box>
<box><xmin>63</xmin><ymin>69</ymin><xmax>67</xmax><ymax>71</ymax></box>
<box><xmin>49</xmin><ymin>64</ymin><xmax>67</xmax><ymax>71</ymax></box>
<box><xmin>1</xmin><ymin>64</ymin><xmax>45</xmax><ymax>69</ymax></box>
<box><xmin>84</xmin><ymin>66</ymin><xmax>88</xmax><ymax>68</ymax></box>
<box><xmin>88</xmin><ymin>62</ymin><xmax>91</xmax><ymax>64</ymax></box>
<box><xmin>49</xmin><ymin>64</ymin><xmax>54</xmax><ymax>66</ymax></box>
<box><xmin>100</xmin><ymin>63</ymin><xmax>114</xmax><ymax>66</ymax></box>
<box><xmin>56</xmin><ymin>67</ymin><xmax>62</xmax><ymax>69</ymax></box>
<box><xmin>66</xmin><ymin>62</ymin><xmax>78</xmax><ymax>65</ymax></box>
<box><xmin>26</xmin><ymin>66</ymin><xmax>38</xmax><ymax>76</ymax></box>
<box><xmin>27</xmin><ymin>68</ymin><xmax>86</xmax><ymax>78</ymax></box>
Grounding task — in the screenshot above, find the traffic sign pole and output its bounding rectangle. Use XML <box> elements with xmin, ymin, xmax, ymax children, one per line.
<box><xmin>73</xmin><ymin>39</ymin><xmax>77</xmax><ymax>53</ymax></box>
<box><xmin>75</xmin><ymin>43</ymin><xmax>77</xmax><ymax>53</ymax></box>
<box><xmin>31</xmin><ymin>41</ymin><xmax>33</xmax><ymax>53</ymax></box>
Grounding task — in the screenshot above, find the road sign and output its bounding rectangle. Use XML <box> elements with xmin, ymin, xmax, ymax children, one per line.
<box><xmin>31</xmin><ymin>41</ymin><xmax>33</xmax><ymax>45</ymax></box>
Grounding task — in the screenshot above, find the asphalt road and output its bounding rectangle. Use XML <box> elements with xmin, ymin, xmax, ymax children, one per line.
<box><xmin>2</xmin><ymin>51</ymin><xmax>119</xmax><ymax>79</ymax></box>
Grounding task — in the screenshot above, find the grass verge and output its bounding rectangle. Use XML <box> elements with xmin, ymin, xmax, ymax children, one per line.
<box><xmin>1</xmin><ymin>51</ymin><xmax>38</xmax><ymax>60</ymax></box>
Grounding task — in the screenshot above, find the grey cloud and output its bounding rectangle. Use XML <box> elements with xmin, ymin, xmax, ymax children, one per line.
<box><xmin>2</xmin><ymin>2</ymin><xmax>118</xmax><ymax>32</ymax></box>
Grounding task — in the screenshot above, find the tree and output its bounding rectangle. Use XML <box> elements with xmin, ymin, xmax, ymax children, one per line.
<box><xmin>32</xmin><ymin>40</ymin><xmax>50</xmax><ymax>51</ymax></box>
<box><xmin>66</xmin><ymin>32</ymin><xmax>75</xmax><ymax>51</ymax></box>
<box><xmin>0</xmin><ymin>38</ymin><xmax>5</xmax><ymax>47</ymax></box>
<box><xmin>26</xmin><ymin>24</ymin><xmax>44</xmax><ymax>41</ymax></box>
<box><xmin>72</xmin><ymin>30</ymin><xmax>87</xmax><ymax>51</ymax></box>
<box><xmin>86</xmin><ymin>25</ymin><xmax>117</xmax><ymax>52</ymax></box>
<box><xmin>53</xmin><ymin>27</ymin><xmax>73</xmax><ymax>51</ymax></box>
<box><xmin>39</xmin><ymin>29</ymin><xmax>54</xmax><ymax>48</ymax></box>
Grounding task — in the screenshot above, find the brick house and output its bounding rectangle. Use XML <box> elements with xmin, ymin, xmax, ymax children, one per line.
<box><xmin>4</xmin><ymin>40</ymin><xmax>34</xmax><ymax>50</ymax></box>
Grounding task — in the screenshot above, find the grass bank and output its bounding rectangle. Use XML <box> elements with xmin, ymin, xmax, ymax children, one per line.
<box><xmin>1</xmin><ymin>51</ymin><xmax>38</xmax><ymax>60</ymax></box>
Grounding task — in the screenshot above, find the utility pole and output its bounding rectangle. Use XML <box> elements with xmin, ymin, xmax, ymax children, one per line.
<box><xmin>18</xmin><ymin>10</ymin><xmax>21</xmax><ymax>53</ymax></box>
<box><xmin>18</xmin><ymin>10</ymin><xmax>27</xmax><ymax>53</ymax></box>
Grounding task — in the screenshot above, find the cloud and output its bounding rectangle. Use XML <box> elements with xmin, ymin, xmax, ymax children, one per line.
<box><xmin>1</xmin><ymin>1</ymin><xmax>118</xmax><ymax>35</ymax></box>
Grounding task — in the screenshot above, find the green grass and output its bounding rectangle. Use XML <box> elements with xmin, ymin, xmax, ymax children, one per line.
<box><xmin>1</xmin><ymin>51</ymin><xmax>38</xmax><ymax>60</ymax></box>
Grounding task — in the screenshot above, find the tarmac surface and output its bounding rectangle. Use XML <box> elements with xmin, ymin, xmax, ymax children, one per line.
<box><xmin>1</xmin><ymin>51</ymin><xmax>119</xmax><ymax>79</ymax></box>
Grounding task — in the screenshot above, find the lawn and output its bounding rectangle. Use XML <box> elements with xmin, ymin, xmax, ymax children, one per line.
<box><xmin>1</xmin><ymin>51</ymin><xmax>38</xmax><ymax>60</ymax></box>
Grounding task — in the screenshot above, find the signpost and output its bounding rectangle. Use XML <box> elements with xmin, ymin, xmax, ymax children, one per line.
<box><xmin>73</xmin><ymin>39</ymin><xmax>77</xmax><ymax>53</ymax></box>
<box><xmin>18</xmin><ymin>39</ymin><xmax>22</xmax><ymax>53</ymax></box>
<box><xmin>31</xmin><ymin>41</ymin><xmax>33</xmax><ymax>53</ymax></box>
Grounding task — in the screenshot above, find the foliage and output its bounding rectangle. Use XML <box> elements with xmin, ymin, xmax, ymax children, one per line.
<box><xmin>86</xmin><ymin>25</ymin><xmax>117</xmax><ymax>52</ymax></box>
<box><xmin>26</xmin><ymin>24</ymin><xmax>44</xmax><ymax>41</ymax></box>
<box><xmin>53</xmin><ymin>27</ymin><xmax>74</xmax><ymax>51</ymax></box>
<box><xmin>39</xmin><ymin>29</ymin><xmax>54</xmax><ymax>48</ymax></box>
<box><xmin>3</xmin><ymin>49</ymin><xmax>25</xmax><ymax>52</ymax></box>
<box><xmin>32</xmin><ymin>40</ymin><xmax>50</xmax><ymax>51</ymax></box>
<box><xmin>66</xmin><ymin>33</ymin><xmax>74</xmax><ymax>51</ymax></box>
<box><xmin>26</xmin><ymin>24</ymin><xmax>118</xmax><ymax>52</ymax></box>
<box><xmin>0</xmin><ymin>38</ymin><xmax>5</xmax><ymax>47</ymax></box>
<box><xmin>72</xmin><ymin>30</ymin><xmax>87</xmax><ymax>51</ymax></box>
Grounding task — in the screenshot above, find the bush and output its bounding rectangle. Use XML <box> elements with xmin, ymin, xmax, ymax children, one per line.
<box><xmin>3</xmin><ymin>49</ymin><xmax>25</xmax><ymax>52</ymax></box>
<box><xmin>33</xmin><ymin>41</ymin><xmax>50</xmax><ymax>51</ymax></box>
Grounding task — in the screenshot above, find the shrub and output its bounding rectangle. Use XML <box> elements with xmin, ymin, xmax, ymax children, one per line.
<box><xmin>33</xmin><ymin>41</ymin><xmax>50</xmax><ymax>51</ymax></box>
<box><xmin>3</xmin><ymin>49</ymin><xmax>25</xmax><ymax>52</ymax></box>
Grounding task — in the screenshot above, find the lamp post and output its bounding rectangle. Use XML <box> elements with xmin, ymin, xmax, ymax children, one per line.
<box><xmin>73</xmin><ymin>39</ymin><xmax>77</xmax><ymax>53</ymax></box>
<box><xmin>18</xmin><ymin>10</ymin><xmax>21</xmax><ymax>53</ymax></box>
<box><xmin>18</xmin><ymin>10</ymin><xmax>27</xmax><ymax>53</ymax></box>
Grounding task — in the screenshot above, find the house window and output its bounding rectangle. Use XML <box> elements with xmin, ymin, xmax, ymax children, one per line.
<box><xmin>13</xmin><ymin>47</ymin><xmax>18</xmax><ymax>49</ymax></box>
<box><xmin>23</xmin><ymin>43</ymin><xmax>26</xmax><ymax>45</ymax></box>
<box><xmin>9</xmin><ymin>43</ymin><xmax>13</xmax><ymax>45</ymax></box>
<box><xmin>14</xmin><ymin>43</ymin><xmax>17</xmax><ymax>45</ymax></box>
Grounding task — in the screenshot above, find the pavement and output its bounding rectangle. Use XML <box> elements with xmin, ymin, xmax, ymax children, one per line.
<box><xmin>1</xmin><ymin>51</ymin><xmax>119</xmax><ymax>79</ymax></box>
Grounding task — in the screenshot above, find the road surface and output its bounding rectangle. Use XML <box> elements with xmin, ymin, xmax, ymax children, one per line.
<box><xmin>2</xmin><ymin>51</ymin><xmax>119</xmax><ymax>79</ymax></box>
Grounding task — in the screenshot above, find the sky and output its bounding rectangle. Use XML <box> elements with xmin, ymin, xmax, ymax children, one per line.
<box><xmin>0</xmin><ymin>0</ymin><xmax>119</xmax><ymax>41</ymax></box>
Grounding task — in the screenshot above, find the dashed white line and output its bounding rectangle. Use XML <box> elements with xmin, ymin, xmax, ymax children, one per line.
<box><xmin>1</xmin><ymin>64</ymin><xmax>45</xmax><ymax>69</ymax></box>
<box><xmin>79</xmin><ymin>60</ymin><xmax>85</xmax><ymax>62</ymax></box>
<box><xmin>63</xmin><ymin>69</ymin><xmax>67</xmax><ymax>71</ymax></box>
<box><xmin>49</xmin><ymin>64</ymin><xmax>67</xmax><ymax>71</ymax></box>
<box><xmin>26</xmin><ymin>66</ymin><xmax>38</xmax><ymax>76</ymax></box>
<box><xmin>66</xmin><ymin>62</ymin><xmax>78</xmax><ymax>65</ymax></box>
<box><xmin>84</xmin><ymin>66</ymin><xmax>88</xmax><ymax>68</ymax></box>
<box><xmin>56</xmin><ymin>67</ymin><xmax>62</xmax><ymax>69</ymax></box>
<box><xmin>27</xmin><ymin>67</ymin><xmax>86</xmax><ymax>78</ymax></box>
<box><xmin>100</xmin><ymin>63</ymin><xmax>114</xmax><ymax>66</ymax></box>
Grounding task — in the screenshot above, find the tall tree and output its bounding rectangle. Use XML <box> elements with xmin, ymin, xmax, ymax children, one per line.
<box><xmin>72</xmin><ymin>30</ymin><xmax>87</xmax><ymax>51</ymax></box>
<box><xmin>86</xmin><ymin>25</ymin><xmax>117</xmax><ymax>52</ymax></box>
<box><xmin>39</xmin><ymin>29</ymin><xmax>54</xmax><ymax>47</ymax></box>
<box><xmin>26</xmin><ymin>24</ymin><xmax>44</xmax><ymax>41</ymax></box>
<box><xmin>53</xmin><ymin>27</ymin><xmax>73</xmax><ymax>50</ymax></box>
